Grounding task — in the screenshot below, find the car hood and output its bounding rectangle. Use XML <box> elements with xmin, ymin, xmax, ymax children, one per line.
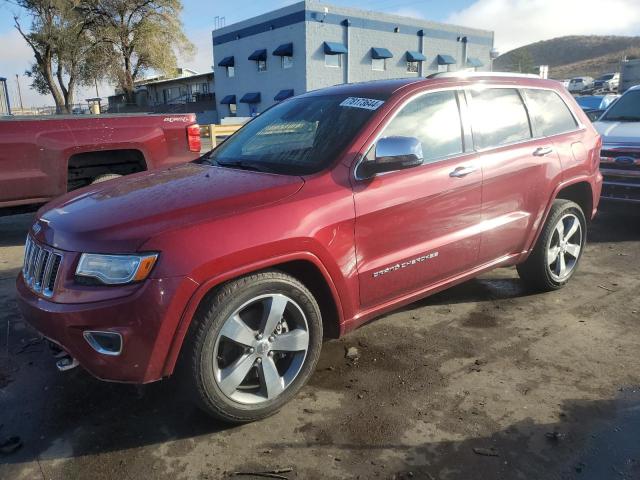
<box><xmin>33</xmin><ymin>163</ymin><xmax>304</xmax><ymax>253</ymax></box>
<box><xmin>594</xmin><ymin>121</ymin><xmax>640</xmax><ymax>145</ymax></box>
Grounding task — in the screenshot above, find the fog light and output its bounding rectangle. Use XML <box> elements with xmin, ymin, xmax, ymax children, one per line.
<box><xmin>83</xmin><ymin>331</ymin><xmax>123</xmax><ymax>356</ymax></box>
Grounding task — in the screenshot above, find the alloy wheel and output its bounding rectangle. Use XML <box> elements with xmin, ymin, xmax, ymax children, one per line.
<box><xmin>547</xmin><ymin>213</ymin><xmax>582</xmax><ymax>282</ymax></box>
<box><xmin>213</xmin><ymin>294</ymin><xmax>309</xmax><ymax>405</ymax></box>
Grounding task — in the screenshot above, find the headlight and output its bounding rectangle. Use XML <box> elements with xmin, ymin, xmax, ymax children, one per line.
<box><xmin>76</xmin><ymin>253</ymin><xmax>158</xmax><ymax>285</ymax></box>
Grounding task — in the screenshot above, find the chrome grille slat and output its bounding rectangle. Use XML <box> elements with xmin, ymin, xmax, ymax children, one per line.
<box><xmin>33</xmin><ymin>248</ymin><xmax>47</xmax><ymax>291</ymax></box>
<box><xmin>23</xmin><ymin>235</ymin><xmax>63</xmax><ymax>298</ymax></box>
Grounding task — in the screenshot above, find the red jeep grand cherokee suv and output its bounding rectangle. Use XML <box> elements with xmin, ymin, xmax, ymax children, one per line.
<box><xmin>17</xmin><ymin>74</ymin><xmax>602</xmax><ymax>422</ymax></box>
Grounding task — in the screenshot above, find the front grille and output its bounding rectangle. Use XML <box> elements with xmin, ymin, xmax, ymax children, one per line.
<box><xmin>23</xmin><ymin>236</ymin><xmax>63</xmax><ymax>298</ymax></box>
<box><xmin>601</xmin><ymin>149</ymin><xmax>640</xmax><ymax>160</ymax></box>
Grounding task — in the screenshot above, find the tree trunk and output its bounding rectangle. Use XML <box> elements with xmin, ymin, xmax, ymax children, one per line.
<box><xmin>122</xmin><ymin>53</ymin><xmax>135</xmax><ymax>104</ymax></box>
<box><xmin>42</xmin><ymin>58</ymin><xmax>67</xmax><ymax>114</ymax></box>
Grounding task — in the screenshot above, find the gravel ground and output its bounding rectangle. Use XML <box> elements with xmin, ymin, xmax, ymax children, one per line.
<box><xmin>1</xmin><ymin>206</ymin><xmax>639</xmax><ymax>480</ymax></box>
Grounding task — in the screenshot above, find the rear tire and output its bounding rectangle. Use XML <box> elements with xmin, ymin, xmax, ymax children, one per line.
<box><xmin>517</xmin><ymin>199</ymin><xmax>587</xmax><ymax>292</ymax></box>
<box><xmin>183</xmin><ymin>271</ymin><xmax>323</xmax><ymax>423</ymax></box>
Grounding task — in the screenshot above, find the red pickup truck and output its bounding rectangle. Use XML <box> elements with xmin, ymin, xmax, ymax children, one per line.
<box><xmin>0</xmin><ymin>113</ymin><xmax>201</xmax><ymax>214</ymax></box>
<box><xmin>17</xmin><ymin>74</ymin><xmax>602</xmax><ymax>423</ymax></box>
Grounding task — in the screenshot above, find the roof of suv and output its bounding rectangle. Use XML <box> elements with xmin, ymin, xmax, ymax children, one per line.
<box><xmin>302</xmin><ymin>73</ymin><xmax>562</xmax><ymax>99</ymax></box>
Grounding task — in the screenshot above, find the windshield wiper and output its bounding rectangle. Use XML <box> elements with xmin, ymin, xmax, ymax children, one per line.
<box><xmin>216</xmin><ymin>160</ymin><xmax>275</xmax><ymax>173</ymax></box>
<box><xmin>603</xmin><ymin>116</ymin><xmax>640</xmax><ymax>122</ymax></box>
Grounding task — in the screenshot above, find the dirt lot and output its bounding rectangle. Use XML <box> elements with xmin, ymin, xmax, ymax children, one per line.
<box><xmin>1</xmin><ymin>207</ymin><xmax>640</xmax><ymax>480</ymax></box>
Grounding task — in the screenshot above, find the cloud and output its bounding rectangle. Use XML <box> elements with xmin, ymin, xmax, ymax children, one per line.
<box><xmin>446</xmin><ymin>0</ymin><xmax>640</xmax><ymax>53</ymax></box>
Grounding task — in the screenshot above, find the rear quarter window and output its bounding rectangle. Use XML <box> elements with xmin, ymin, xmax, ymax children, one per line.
<box><xmin>525</xmin><ymin>89</ymin><xmax>578</xmax><ymax>137</ymax></box>
<box><xmin>469</xmin><ymin>88</ymin><xmax>532</xmax><ymax>150</ymax></box>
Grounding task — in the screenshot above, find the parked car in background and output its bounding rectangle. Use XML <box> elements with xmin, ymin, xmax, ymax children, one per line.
<box><xmin>568</xmin><ymin>76</ymin><xmax>594</xmax><ymax>93</ymax></box>
<box><xmin>560</xmin><ymin>79</ymin><xmax>571</xmax><ymax>89</ymax></box>
<box><xmin>17</xmin><ymin>74</ymin><xmax>602</xmax><ymax>423</ymax></box>
<box><xmin>575</xmin><ymin>94</ymin><xmax>619</xmax><ymax>121</ymax></box>
<box><xmin>593</xmin><ymin>73</ymin><xmax>619</xmax><ymax>92</ymax></box>
<box><xmin>619</xmin><ymin>58</ymin><xmax>640</xmax><ymax>93</ymax></box>
<box><xmin>0</xmin><ymin>114</ymin><xmax>201</xmax><ymax>215</ymax></box>
<box><xmin>594</xmin><ymin>85</ymin><xmax>640</xmax><ymax>203</ymax></box>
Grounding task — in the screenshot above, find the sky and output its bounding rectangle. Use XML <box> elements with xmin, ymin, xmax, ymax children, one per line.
<box><xmin>1</xmin><ymin>0</ymin><xmax>640</xmax><ymax>107</ymax></box>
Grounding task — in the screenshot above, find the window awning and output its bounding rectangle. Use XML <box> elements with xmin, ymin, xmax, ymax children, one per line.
<box><xmin>217</xmin><ymin>56</ymin><xmax>235</xmax><ymax>67</ymax></box>
<box><xmin>406</xmin><ymin>51</ymin><xmax>426</xmax><ymax>62</ymax></box>
<box><xmin>240</xmin><ymin>92</ymin><xmax>261</xmax><ymax>104</ymax></box>
<box><xmin>466</xmin><ymin>57</ymin><xmax>484</xmax><ymax>67</ymax></box>
<box><xmin>248</xmin><ymin>49</ymin><xmax>267</xmax><ymax>61</ymax></box>
<box><xmin>274</xmin><ymin>89</ymin><xmax>294</xmax><ymax>101</ymax></box>
<box><xmin>371</xmin><ymin>47</ymin><xmax>393</xmax><ymax>59</ymax></box>
<box><xmin>273</xmin><ymin>43</ymin><xmax>293</xmax><ymax>56</ymax></box>
<box><xmin>437</xmin><ymin>54</ymin><xmax>457</xmax><ymax>65</ymax></box>
<box><xmin>324</xmin><ymin>42</ymin><xmax>348</xmax><ymax>55</ymax></box>
<box><xmin>220</xmin><ymin>94</ymin><xmax>236</xmax><ymax>105</ymax></box>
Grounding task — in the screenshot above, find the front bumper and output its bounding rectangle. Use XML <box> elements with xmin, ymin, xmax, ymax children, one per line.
<box><xmin>16</xmin><ymin>273</ymin><xmax>199</xmax><ymax>383</ymax></box>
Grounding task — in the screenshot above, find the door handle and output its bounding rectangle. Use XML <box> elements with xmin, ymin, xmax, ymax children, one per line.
<box><xmin>533</xmin><ymin>146</ymin><xmax>554</xmax><ymax>156</ymax></box>
<box><xmin>449</xmin><ymin>166</ymin><xmax>477</xmax><ymax>178</ymax></box>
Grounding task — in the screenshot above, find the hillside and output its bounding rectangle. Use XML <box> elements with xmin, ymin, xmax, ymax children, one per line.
<box><xmin>494</xmin><ymin>35</ymin><xmax>640</xmax><ymax>79</ymax></box>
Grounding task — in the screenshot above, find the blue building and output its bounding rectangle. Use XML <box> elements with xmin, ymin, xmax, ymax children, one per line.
<box><xmin>212</xmin><ymin>0</ymin><xmax>494</xmax><ymax>118</ymax></box>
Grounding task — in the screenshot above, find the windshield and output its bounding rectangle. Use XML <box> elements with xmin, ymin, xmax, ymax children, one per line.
<box><xmin>599</xmin><ymin>74</ymin><xmax>614</xmax><ymax>81</ymax></box>
<box><xmin>199</xmin><ymin>93</ymin><xmax>388</xmax><ymax>175</ymax></box>
<box><xmin>601</xmin><ymin>90</ymin><xmax>640</xmax><ymax>122</ymax></box>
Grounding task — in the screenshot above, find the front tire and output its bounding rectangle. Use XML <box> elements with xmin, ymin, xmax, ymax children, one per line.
<box><xmin>184</xmin><ymin>271</ymin><xmax>323</xmax><ymax>423</ymax></box>
<box><xmin>517</xmin><ymin>199</ymin><xmax>587</xmax><ymax>291</ymax></box>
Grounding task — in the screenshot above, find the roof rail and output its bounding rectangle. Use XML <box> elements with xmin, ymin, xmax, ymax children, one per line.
<box><xmin>426</xmin><ymin>71</ymin><xmax>541</xmax><ymax>79</ymax></box>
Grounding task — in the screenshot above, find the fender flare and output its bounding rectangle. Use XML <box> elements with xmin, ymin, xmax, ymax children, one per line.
<box><xmin>161</xmin><ymin>251</ymin><xmax>345</xmax><ymax>377</ymax></box>
<box><xmin>520</xmin><ymin>175</ymin><xmax>596</xmax><ymax>262</ymax></box>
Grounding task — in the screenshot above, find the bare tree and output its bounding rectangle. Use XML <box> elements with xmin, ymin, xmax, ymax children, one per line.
<box><xmin>13</xmin><ymin>0</ymin><xmax>102</xmax><ymax>113</ymax></box>
<box><xmin>81</xmin><ymin>0</ymin><xmax>194</xmax><ymax>104</ymax></box>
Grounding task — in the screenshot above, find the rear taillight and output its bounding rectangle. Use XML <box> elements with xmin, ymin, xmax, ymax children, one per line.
<box><xmin>187</xmin><ymin>124</ymin><xmax>201</xmax><ymax>153</ymax></box>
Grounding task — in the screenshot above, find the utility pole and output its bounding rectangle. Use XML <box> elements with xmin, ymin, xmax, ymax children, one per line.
<box><xmin>95</xmin><ymin>78</ymin><xmax>99</xmax><ymax>97</ymax></box>
<box><xmin>15</xmin><ymin>74</ymin><xmax>24</xmax><ymax>111</ymax></box>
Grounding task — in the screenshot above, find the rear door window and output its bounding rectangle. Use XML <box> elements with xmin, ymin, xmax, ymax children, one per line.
<box><xmin>525</xmin><ymin>89</ymin><xmax>578</xmax><ymax>137</ymax></box>
<box><xmin>469</xmin><ymin>88</ymin><xmax>532</xmax><ymax>150</ymax></box>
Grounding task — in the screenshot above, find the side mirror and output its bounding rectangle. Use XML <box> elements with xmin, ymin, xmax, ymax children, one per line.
<box><xmin>358</xmin><ymin>136</ymin><xmax>424</xmax><ymax>178</ymax></box>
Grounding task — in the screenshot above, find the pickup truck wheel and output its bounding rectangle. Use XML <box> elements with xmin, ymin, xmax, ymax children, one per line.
<box><xmin>185</xmin><ymin>271</ymin><xmax>323</xmax><ymax>423</ymax></box>
<box><xmin>91</xmin><ymin>173</ymin><xmax>122</xmax><ymax>184</ymax></box>
<box><xmin>517</xmin><ymin>199</ymin><xmax>586</xmax><ymax>291</ymax></box>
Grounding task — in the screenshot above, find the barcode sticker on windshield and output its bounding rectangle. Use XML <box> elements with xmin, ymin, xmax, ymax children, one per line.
<box><xmin>340</xmin><ymin>97</ymin><xmax>385</xmax><ymax>110</ymax></box>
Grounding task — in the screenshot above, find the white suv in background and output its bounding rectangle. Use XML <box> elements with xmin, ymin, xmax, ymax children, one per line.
<box><xmin>568</xmin><ymin>76</ymin><xmax>594</xmax><ymax>93</ymax></box>
<box><xmin>594</xmin><ymin>73</ymin><xmax>620</xmax><ymax>92</ymax></box>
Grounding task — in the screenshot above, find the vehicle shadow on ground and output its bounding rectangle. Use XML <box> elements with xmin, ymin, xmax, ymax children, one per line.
<box><xmin>3</xmin><ymin>345</ymin><xmax>638</xmax><ymax>480</ymax></box>
<box><xmin>589</xmin><ymin>207</ymin><xmax>640</xmax><ymax>243</ymax></box>
<box><xmin>263</xmin><ymin>391</ymin><xmax>640</xmax><ymax>479</ymax></box>
<box><xmin>0</xmin><ymin>213</ymin><xmax>33</xmax><ymax>248</ymax></box>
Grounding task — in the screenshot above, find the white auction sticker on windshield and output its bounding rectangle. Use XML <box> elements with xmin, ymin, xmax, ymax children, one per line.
<box><xmin>340</xmin><ymin>97</ymin><xmax>385</xmax><ymax>110</ymax></box>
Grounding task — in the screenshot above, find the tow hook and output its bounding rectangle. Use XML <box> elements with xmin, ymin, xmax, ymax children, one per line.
<box><xmin>56</xmin><ymin>355</ymin><xmax>79</xmax><ymax>372</ymax></box>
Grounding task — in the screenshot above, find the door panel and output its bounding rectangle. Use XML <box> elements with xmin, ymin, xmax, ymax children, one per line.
<box><xmin>353</xmin><ymin>89</ymin><xmax>483</xmax><ymax>308</ymax></box>
<box><xmin>477</xmin><ymin>141</ymin><xmax>562</xmax><ymax>262</ymax></box>
<box><xmin>353</xmin><ymin>156</ymin><xmax>482</xmax><ymax>308</ymax></box>
<box><xmin>466</xmin><ymin>86</ymin><xmax>564</xmax><ymax>263</ymax></box>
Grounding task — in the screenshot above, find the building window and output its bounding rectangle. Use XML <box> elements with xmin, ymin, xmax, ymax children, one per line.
<box><xmin>325</xmin><ymin>53</ymin><xmax>341</xmax><ymax>68</ymax></box>
<box><xmin>372</xmin><ymin>58</ymin><xmax>385</xmax><ymax>71</ymax></box>
<box><xmin>227</xmin><ymin>66</ymin><xmax>235</xmax><ymax>78</ymax></box>
<box><xmin>407</xmin><ymin>61</ymin><xmax>419</xmax><ymax>73</ymax></box>
<box><xmin>257</xmin><ymin>59</ymin><xmax>267</xmax><ymax>72</ymax></box>
<box><xmin>229</xmin><ymin>103</ymin><xmax>237</xmax><ymax>116</ymax></box>
<box><xmin>282</xmin><ymin>56</ymin><xmax>293</xmax><ymax>69</ymax></box>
